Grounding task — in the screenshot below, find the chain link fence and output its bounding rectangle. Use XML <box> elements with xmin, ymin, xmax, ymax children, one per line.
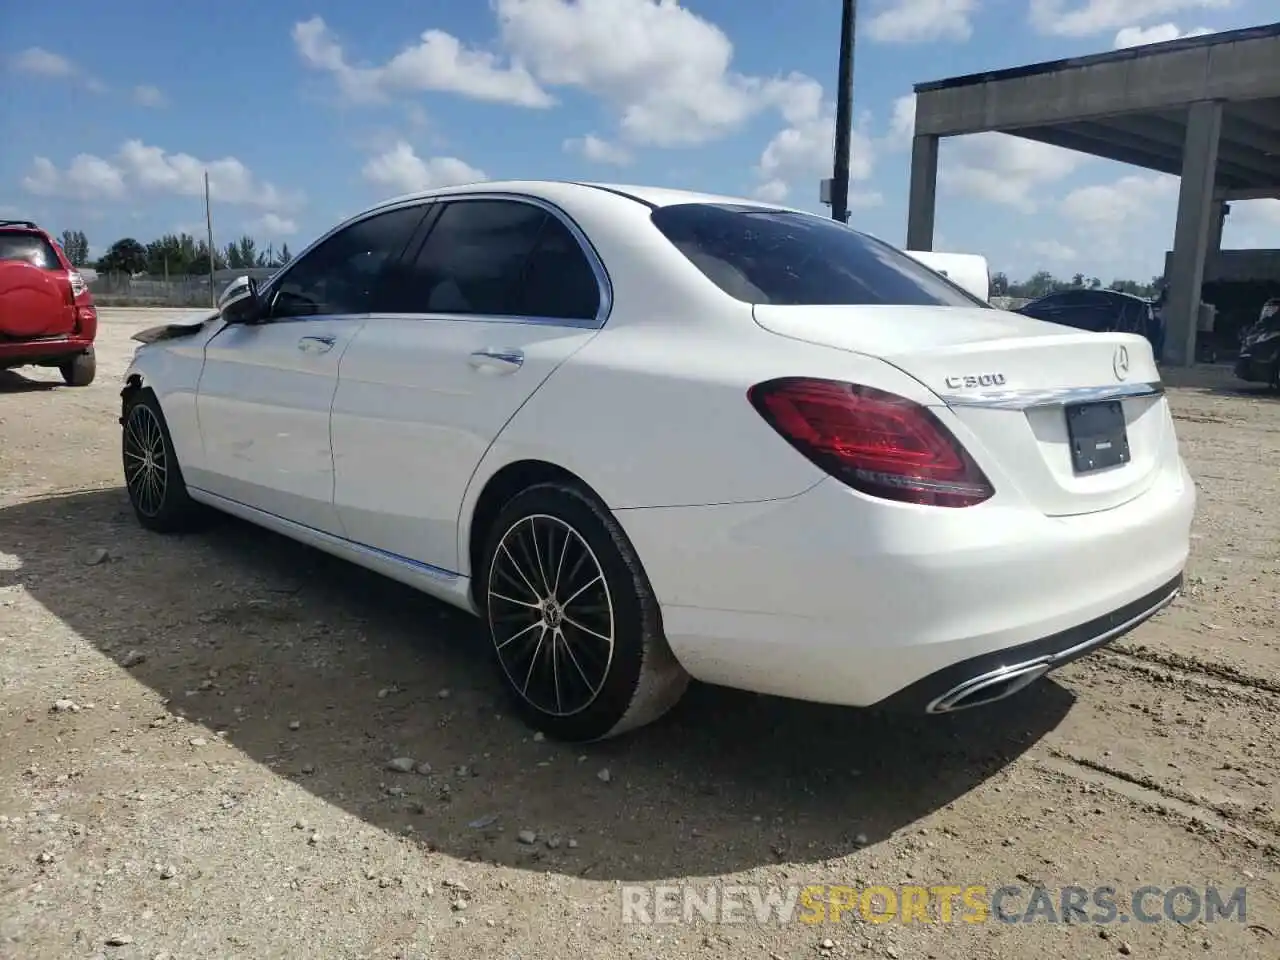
<box><xmin>89</xmin><ymin>273</ymin><xmax>214</xmax><ymax>307</ymax></box>
<box><xmin>88</xmin><ymin>268</ymin><xmax>278</xmax><ymax>307</ymax></box>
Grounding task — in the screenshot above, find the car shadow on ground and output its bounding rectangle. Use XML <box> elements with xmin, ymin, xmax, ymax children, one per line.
<box><xmin>0</xmin><ymin>488</ymin><xmax>1074</xmax><ymax>882</ymax></box>
<box><xmin>0</xmin><ymin>369</ymin><xmax>58</xmax><ymax>392</ymax></box>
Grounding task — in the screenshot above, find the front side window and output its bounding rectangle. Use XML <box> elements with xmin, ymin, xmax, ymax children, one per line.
<box><xmin>650</xmin><ymin>203</ymin><xmax>986</xmax><ymax>308</ymax></box>
<box><xmin>268</xmin><ymin>205</ymin><xmax>426</xmax><ymax>319</ymax></box>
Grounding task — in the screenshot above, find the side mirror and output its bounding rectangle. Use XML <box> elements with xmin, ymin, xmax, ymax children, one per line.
<box><xmin>218</xmin><ymin>275</ymin><xmax>264</xmax><ymax>324</ymax></box>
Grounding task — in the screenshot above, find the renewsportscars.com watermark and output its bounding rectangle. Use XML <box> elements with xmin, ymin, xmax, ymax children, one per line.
<box><xmin>620</xmin><ymin>883</ymin><xmax>1249</xmax><ymax>926</ymax></box>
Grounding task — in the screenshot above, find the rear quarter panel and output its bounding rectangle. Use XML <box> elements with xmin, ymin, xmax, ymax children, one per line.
<box><xmin>458</xmin><ymin>310</ymin><xmax>948</xmax><ymax>573</ymax></box>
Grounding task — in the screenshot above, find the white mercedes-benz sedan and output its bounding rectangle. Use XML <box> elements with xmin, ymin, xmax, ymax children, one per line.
<box><xmin>119</xmin><ymin>180</ymin><xmax>1195</xmax><ymax>741</ymax></box>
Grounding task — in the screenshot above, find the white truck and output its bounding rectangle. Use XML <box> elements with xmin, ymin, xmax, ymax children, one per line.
<box><xmin>903</xmin><ymin>250</ymin><xmax>991</xmax><ymax>304</ymax></box>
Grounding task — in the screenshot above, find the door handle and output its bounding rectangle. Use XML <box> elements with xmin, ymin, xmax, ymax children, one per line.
<box><xmin>468</xmin><ymin>349</ymin><xmax>524</xmax><ymax>373</ymax></box>
<box><xmin>298</xmin><ymin>335</ymin><xmax>337</xmax><ymax>354</ymax></box>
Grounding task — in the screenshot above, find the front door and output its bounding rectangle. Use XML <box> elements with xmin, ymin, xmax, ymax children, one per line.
<box><xmin>194</xmin><ymin>202</ymin><xmax>429</xmax><ymax>533</ymax></box>
<box><xmin>331</xmin><ymin>196</ymin><xmax>606</xmax><ymax>571</ymax></box>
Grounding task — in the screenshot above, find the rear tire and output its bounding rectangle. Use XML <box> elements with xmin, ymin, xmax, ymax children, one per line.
<box><xmin>480</xmin><ymin>482</ymin><xmax>689</xmax><ymax>742</ymax></box>
<box><xmin>122</xmin><ymin>390</ymin><xmax>204</xmax><ymax>533</ymax></box>
<box><xmin>60</xmin><ymin>349</ymin><xmax>95</xmax><ymax>387</ymax></box>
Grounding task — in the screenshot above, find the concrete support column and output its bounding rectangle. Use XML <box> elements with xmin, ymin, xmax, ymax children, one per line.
<box><xmin>906</xmin><ymin>134</ymin><xmax>939</xmax><ymax>251</ymax></box>
<box><xmin>1165</xmin><ymin>100</ymin><xmax>1223</xmax><ymax>367</ymax></box>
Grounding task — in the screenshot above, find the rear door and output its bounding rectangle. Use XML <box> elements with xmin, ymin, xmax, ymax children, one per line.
<box><xmin>331</xmin><ymin>196</ymin><xmax>604</xmax><ymax>572</ymax></box>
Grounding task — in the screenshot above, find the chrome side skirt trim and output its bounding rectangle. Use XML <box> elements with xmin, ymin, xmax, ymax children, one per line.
<box><xmin>940</xmin><ymin>381</ymin><xmax>1164</xmax><ymax>411</ymax></box>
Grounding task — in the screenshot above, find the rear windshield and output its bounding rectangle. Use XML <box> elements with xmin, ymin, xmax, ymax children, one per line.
<box><xmin>0</xmin><ymin>231</ymin><xmax>61</xmax><ymax>270</ymax></box>
<box><xmin>650</xmin><ymin>203</ymin><xmax>986</xmax><ymax>308</ymax></box>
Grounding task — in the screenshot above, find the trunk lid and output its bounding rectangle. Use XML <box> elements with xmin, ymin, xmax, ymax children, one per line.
<box><xmin>753</xmin><ymin>304</ymin><xmax>1174</xmax><ymax>517</ymax></box>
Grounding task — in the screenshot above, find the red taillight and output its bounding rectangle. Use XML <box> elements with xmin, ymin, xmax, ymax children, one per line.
<box><xmin>748</xmin><ymin>377</ymin><xmax>993</xmax><ymax>508</ymax></box>
<box><xmin>68</xmin><ymin>270</ymin><xmax>87</xmax><ymax>298</ymax></box>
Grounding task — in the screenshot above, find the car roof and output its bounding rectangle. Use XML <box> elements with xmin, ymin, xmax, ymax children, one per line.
<box><xmin>364</xmin><ymin>179</ymin><xmax>799</xmax><ymax>216</ymax></box>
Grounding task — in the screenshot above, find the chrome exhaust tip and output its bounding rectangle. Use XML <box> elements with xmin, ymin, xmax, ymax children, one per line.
<box><xmin>926</xmin><ymin>662</ymin><xmax>1052</xmax><ymax>715</ymax></box>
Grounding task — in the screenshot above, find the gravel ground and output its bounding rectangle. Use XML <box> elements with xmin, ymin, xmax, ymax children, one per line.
<box><xmin>1</xmin><ymin>310</ymin><xmax>1277</xmax><ymax>960</ymax></box>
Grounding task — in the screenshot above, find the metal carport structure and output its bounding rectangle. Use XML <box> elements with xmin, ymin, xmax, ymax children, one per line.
<box><xmin>905</xmin><ymin>23</ymin><xmax>1280</xmax><ymax>367</ymax></box>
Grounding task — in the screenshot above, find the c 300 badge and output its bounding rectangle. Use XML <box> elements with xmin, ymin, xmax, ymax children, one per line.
<box><xmin>943</xmin><ymin>373</ymin><xmax>1007</xmax><ymax>389</ymax></box>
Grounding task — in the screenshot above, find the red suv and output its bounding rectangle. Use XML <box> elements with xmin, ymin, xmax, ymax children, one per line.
<box><xmin>0</xmin><ymin>219</ymin><xmax>98</xmax><ymax>386</ymax></box>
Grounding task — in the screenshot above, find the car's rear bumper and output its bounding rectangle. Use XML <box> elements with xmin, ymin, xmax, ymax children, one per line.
<box><xmin>0</xmin><ymin>334</ymin><xmax>94</xmax><ymax>367</ymax></box>
<box><xmin>614</xmin><ymin>458</ymin><xmax>1195</xmax><ymax>710</ymax></box>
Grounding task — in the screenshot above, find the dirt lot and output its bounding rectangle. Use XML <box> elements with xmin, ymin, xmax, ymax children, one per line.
<box><xmin>1</xmin><ymin>309</ymin><xmax>1277</xmax><ymax>959</ymax></box>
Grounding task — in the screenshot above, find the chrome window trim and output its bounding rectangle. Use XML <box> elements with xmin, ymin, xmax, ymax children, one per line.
<box><xmin>255</xmin><ymin>190</ymin><xmax>613</xmax><ymax>330</ymax></box>
<box><xmin>363</xmin><ymin>310</ymin><xmax>603</xmax><ymax>331</ymax></box>
<box><xmin>939</xmin><ymin>381</ymin><xmax>1164</xmax><ymax>411</ymax></box>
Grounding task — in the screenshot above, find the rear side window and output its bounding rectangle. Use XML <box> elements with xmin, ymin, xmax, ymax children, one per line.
<box><xmin>0</xmin><ymin>231</ymin><xmax>61</xmax><ymax>270</ymax></box>
<box><xmin>650</xmin><ymin>203</ymin><xmax>985</xmax><ymax>308</ymax></box>
<box><xmin>388</xmin><ymin>199</ymin><xmax>548</xmax><ymax>316</ymax></box>
<box><xmin>512</xmin><ymin>215</ymin><xmax>600</xmax><ymax>321</ymax></box>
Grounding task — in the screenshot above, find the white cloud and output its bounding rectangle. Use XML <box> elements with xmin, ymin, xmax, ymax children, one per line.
<box><xmin>941</xmin><ymin>133</ymin><xmax>1085</xmax><ymax>211</ymax></box>
<box><xmin>1030</xmin><ymin>0</ymin><xmax>1230</xmax><ymax>37</ymax></box>
<box><xmin>886</xmin><ymin>93</ymin><xmax>918</xmax><ymax>148</ymax></box>
<box><xmin>1113</xmin><ymin>22</ymin><xmax>1215</xmax><ymax>46</ymax></box>
<box><xmin>248</xmin><ymin>213</ymin><xmax>298</xmax><ymax>237</ymax></box>
<box><xmin>21</xmin><ymin>142</ymin><xmax>299</xmax><ymax>211</ymax></box>
<box><xmin>563</xmin><ymin>134</ymin><xmax>632</xmax><ymax>165</ymax></box>
<box><xmin>1034</xmin><ymin>171</ymin><xmax>1183</xmax><ymax>278</ymax></box>
<box><xmin>132</xmin><ymin>84</ymin><xmax>167</xmax><ymax>107</ymax></box>
<box><xmin>293</xmin><ymin>15</ymin><xmax>553</xmax><ymax>107</ymax></box>
<box><xmin>750</xmin><ymin>74</ymin><xmax>877</xmax><ymax>205</ymax></box>
<box><xmin>866</xmin><ymin>0</ymin><xmax>978</xmax><ymax>43</ymax></box>
<box><xmin>22</xmin><ymin>155</ymin><xmax>127</xmax><ymax>201</ymax></box>
<box><xmin>1030</xmin><ymin>239</ymin><xmax>1080</xmax><ymax>263</ymax></box>
<box><xmin>296</xmin><ymin>2</ymin><xmax>828</xmax><ymax>149</ymax></box>
<box><xmin>1227</xmin><ymin>198</ymin><xmax>1280</xmax><ymax>244</ymax></box>
<box><xmin>117</xmin><ymin>141</ymin><xmax>297</xmax><ymax>209</ymax></box>
<box><xmin>1059</xmin><ymin>172</ymin><xmax>1179</xmax><ymax>225</ymax></box>
<box><xmin>11</xmin><ymin>47</ymin><xmax>77</xmax><ymax>77</ymax></box>
<box><xmin>1236</xmin><ymin>199</ymin><xmax>1280</xmax><ymax>227</ymax></box>
<box><xmin>496</xmin><ymin>0</ymin><xmax>821</xmax><ymax>146</ymax></box>
<box><xmin>753</xmin><ymin>179</ymin><xmax>792</xmax><ymax>203</ymax></box>
<box><xmin>362</xmin><ymin>142</ymin><xmax>487</xmax><ymax>196</ymax></box>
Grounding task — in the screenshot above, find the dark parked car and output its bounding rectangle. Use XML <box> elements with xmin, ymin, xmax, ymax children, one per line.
<box><xmin>1234</xmin><ymin>298</ymin><xmax>1280</xmax><ymax>389</ymax></box>
<box><xmin>1016</xmin><ymin>288</ymin><xmax>1162</xmax><ymax>358</ymax></box>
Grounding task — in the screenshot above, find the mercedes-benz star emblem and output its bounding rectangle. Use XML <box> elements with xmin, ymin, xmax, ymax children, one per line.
<box><xmin>1113</xmin><ymin>344</ymin><xmax>1130</xmax><ymax>381</ymax></box>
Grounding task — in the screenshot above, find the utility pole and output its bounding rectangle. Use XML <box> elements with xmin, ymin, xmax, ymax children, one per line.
<box><xmin>204</xmin><ymin>170</ymin><xmax>216</xmax><ymax>307</ymax></box>
<box><xmin>830</xmin><ymin>0</ymin><xmax>857</xmax><ymax>223</ymax></box>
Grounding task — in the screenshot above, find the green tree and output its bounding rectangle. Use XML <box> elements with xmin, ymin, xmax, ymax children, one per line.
<box><xmin>59</xmin><ymin>229</ymin><xmax>90</xmax><ymax>266</ymax></box>
<box><xmin>276</xmin><ymin>242</ymin><xmax>292</xmax><ymax>266</ymax></box>
<box><xmin>990</xmin><ymin>271</ymin><xmax>1009</xmax><ymax>296</ymax></box>
<box><xmin>97</xmin><ymin>237</ymin><xmax>148</xmax><ymax>275</ymax></box>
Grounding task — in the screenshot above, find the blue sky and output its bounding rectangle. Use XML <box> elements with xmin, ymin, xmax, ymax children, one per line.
<box><xmin>2</xmin><ymin>0</ymin><xmax>1277</xmax><ymax>282</ymax></box>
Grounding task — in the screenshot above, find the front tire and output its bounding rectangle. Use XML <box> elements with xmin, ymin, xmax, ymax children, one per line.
<box><xmin>60</xmin><ymin>349</ymin><xmax>95</xmax><ymax>386</ymax></box>
<box><xmin>122</xmin><ymin>390</ymin><xmax>203</xmax><ymax>533</ymax></box>
<box><xmin>480</xmin><ymin>482</ymin><xmax>689</xmax><ymax>742</ymax></box>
